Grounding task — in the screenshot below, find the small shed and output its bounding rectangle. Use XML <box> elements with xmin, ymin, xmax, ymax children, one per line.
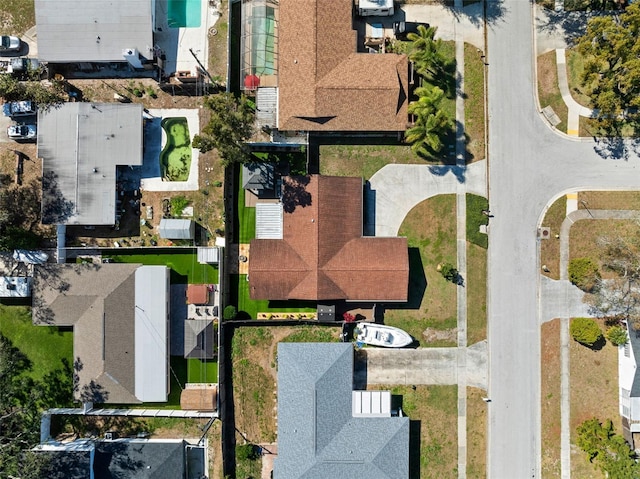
<box><xmin>159</xmin><ymin>219</ymin><xmax>195</xmax><ymax>240</ymax></box>
<box><xmin>184</xmin><ymin>320</ymin><xmax>215</xmax><ymax>359</ymax></box>
<box><xmin>187</xmin><ymin>284</ymin><xmax>209</xmax><ymax>305</ymax></box>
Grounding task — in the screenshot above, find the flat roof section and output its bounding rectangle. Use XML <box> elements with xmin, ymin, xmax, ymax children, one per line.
<box><xmin>38</xmin><ymin>103</ymin><xmax>143</xmax><ymax>226</ymax></box>
<box><xmin>35</xmin><ymin>0</ymin><xmax>154</xmax><ymax>63</ymax></box>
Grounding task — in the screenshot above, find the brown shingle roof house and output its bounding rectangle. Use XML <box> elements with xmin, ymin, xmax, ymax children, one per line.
<box><xmin>249</xmin><ymin>175</ymin><xmax>409</xmax><ymax>301</ymax></box>
<box><xmin>277</xmin><ymin>0</ymin><xmax>409</xmax><ymax>132</ymax></box>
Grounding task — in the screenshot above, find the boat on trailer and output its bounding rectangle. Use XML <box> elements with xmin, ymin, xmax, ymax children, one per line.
<box><xmin>355</xmin><ymin>323</ymin><xmax>413</xmax><ymax>348</ymax></box>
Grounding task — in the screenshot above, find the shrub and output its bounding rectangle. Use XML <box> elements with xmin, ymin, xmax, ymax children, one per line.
<box><xmin>606</xmin><ymin>325</ymin><xmax>628</xmax><ymax>346</ymax></box>
<box><xmin>343</xmin><ymin>312</ymin><xmax>356</xmax><ymax>323</ymax></box>
<box><xmin>170</xmin><ymin>196</ymin><xmax>190</xmax><ymax>217</ymax></box>
<box><xmin>213</xmin><ymin>180</ymin><xmax>223</xmax><ymax>187</ymax></box>
<box><xmin>236</xmin><ymin>443</ymin><xmax>259</xmax><ymax>461</ymax></box>
<box><xmin>223</xmin><ymin>305</ymin><xmax>237</xmax><ymax>320</ymax></box>
<box><xmin>569</xmin><ymin>257</ymin><xmax>600</xmax><ymax>292</ymax></box>
<box><xmin>439</xmin><ymin>262</ymin><xmax>459</xmax><ymax>283</ymax></box>
<box><xmin>570</xmin><ymin>317</ymin><xmax>603</xmax><ymax>346</ymax></box>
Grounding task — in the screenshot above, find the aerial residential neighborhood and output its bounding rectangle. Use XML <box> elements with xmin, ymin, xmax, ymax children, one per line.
<box><xmin>2</xmin><ymin>0</ymin><xmax>640</xmax><ymax>478</ymax></box>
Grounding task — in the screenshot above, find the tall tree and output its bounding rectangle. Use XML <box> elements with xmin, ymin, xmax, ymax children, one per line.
<box><xmin>407</xmin><ymin>25</ymin><xmax>448</xmax><ymax>79</ymax></box>
<box><xmin>405</xmin><ymin>108</ymin><xmax>451</xmax><ymax>155</ymax></box>
<box><xmin>192</xmin><ymin>92</ymin><xmax>255</xmax><ymax>167</ymax></box>
<box><xmin>576</xmin><ymin>4</ymin><xmax>640</xmax><ymax>134</ymax></box>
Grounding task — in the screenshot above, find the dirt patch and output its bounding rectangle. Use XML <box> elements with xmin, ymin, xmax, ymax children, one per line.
<box><xmin>422</xmin><ymin>327</ymin><xmax>457</xmax><ymax>342</ymax></box>
<box><xmin>541</xmin><ymin>319</ymin><xmax>561</xmax><ymax>479</ymax></box>
<box><xmin>569</xmin><ymin>317</ymin><xmax>619</xmax><ymax>478</ymax></box>
<box><xmin>540</xmin><ymin>195</ymin><xmax>567</xmax><ymax>280</ymax></box>
<box><xmin>467</xmin><ymin>387</ymin><xmax>487</xmax><ymax>479</ymax></box>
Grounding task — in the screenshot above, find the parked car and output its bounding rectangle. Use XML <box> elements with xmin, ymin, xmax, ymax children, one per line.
<box><xmin>3</xmin><ymin>100</ymin><xmax>37</xmax><ymax>118</ymax></box>
<box><xmin>393</xmin><ymin>21</ymin><xmax>430</xmax><ymax>41</ymax></box>
<box><xmin>7</xmin><ymin>124</ymin><xmax>37</xmax><ymax>141</ymax></box>
<box><xmin>0</xmin><ymin>35</ymin><xmax>20</xmax><ymax>53</ymax></box>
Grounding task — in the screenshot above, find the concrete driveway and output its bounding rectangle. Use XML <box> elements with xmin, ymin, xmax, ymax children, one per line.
<box><xmin>354</xmin><ymin>341</ymin><xmax>487</xmax><ymax>389</ymax></box>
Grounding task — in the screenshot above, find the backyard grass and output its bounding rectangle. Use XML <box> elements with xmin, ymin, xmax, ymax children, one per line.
<box><xmin>385</xmin><ymin>195</ymin><xmax>458</xmax><ymax>346</ymax></box>
<box><xmin>467</xmin><ymin>194</ymin><xmax>489</xmax><ymax>248</ymax></box>
<box><xmin>108</xmin><ymin>252</ymin><xmax>218</xmax><ymax>284</ymax></box>
<box><xmin>569</xmin><ymin>317</ymin><xmax>619</xmax><ymax>478</ymax></box>
<box><xmin>540</xmin><ymin>195</ymin><xmax>567</xmax><ymax>280</ymax></box>
<box><xmin>467</xmin><ymin>387</ymin><xmax>488</xmax><ymax>479</ymax></box>
<box><xmin>467</xmin><ymin>243</ymin><xmax>487</xmax><ymax>345</ymax></box>
<box><xmin>566</xmin><ymin>48</ymin><xmax>592</xmax><ymax>108</ymax></box>
<box><xmin>187</xmin><ymin>358</ymin><xmax>218</xmax><ymax>383</ymax></box>
<box><xmin>578</xmin><ymin>191</ymin><xmax>640</xmax><ymax>211</ymax></box>
<box><xmin>541</xmin><ymin>319</ymin><xmax>561</xmax><ymax>479</ymax></box>
<box><xmin>464</xmin><ymin>42</ymin><xmax>486</xmax><ymax>162</ymax></box>
<box><xmin>1</xmin><ymin>0</ymin><xmax>36</xmax><ymax>34</ymax></box>
<box><xmin>0</xmin><ymin>305</ymin><xmax>73</xmax><ymax>381</ymax></box>
<box><xmin>537</xmin><ymin>51</ymin><xmax>569</xmax><ymax>134</ymax></box>
<box><xmin>319</xmin><ymin>143</ymin><xmax>425</xmax><ymax>180</ymax></box>
<box><xmin>236</xmin><ymin>169</ymin><xmax>256</xmax><ymax>243</ymax></box>
<box><xmin>279</xmin><ymin>326</ymin><xmax>338</xmax><ymax>343</ymax></box>
<box><xmin>230</xmin><ymin>274</ymin><xmax>316</xmax><ymax>319</ymax></box>
<box><xmin>370</xmin><ymin>385</ymin><xmax>458</xmax><ymax>478</ymax></box>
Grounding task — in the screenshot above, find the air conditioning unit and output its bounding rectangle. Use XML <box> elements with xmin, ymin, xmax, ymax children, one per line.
<box><xmin>104</xmin><ymin>431</ymin><xmax>117</xmax><ymax>440</ymax></box>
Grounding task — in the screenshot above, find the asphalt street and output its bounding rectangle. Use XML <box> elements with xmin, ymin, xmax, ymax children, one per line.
<box><xmin>487</xmin><ymin>1</ymin><xmax>640</xmax><ymax>477</ymax></box>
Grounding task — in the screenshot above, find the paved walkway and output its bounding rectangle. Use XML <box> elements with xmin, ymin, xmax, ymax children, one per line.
<box><xmin>551</xmin><ymin>207</ymin><xmax>640</xmax><ymax>478</ymax></box>
<box><xmin>555</xmin><ymin>49</ymin><xmax>597</xmax><ymax>137</ymax></box>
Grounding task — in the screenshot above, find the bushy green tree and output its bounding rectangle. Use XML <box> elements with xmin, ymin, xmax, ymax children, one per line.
<box><xmin>606</xmin><ymin>325</ymin><xmax>628</xmax><ymax>346</ymax></box>
<box><xmin>577</xmin><ymin>418</ymin><xmax>640</xmax><ymax>478</ymax></box>
<box><xmin>407</xmin><ymin>25</ymin><xmax>448</xmax><ymax>79</ymax></box>
<box><xmin>576</xmin><ymin>3</ymin><xmax>640</xmax><ymax>135</ymax></box>
<box><xmin>192</xmin><ymin>93</ymin><xmax>255</xmax><ymax>167</ymax></box>
<box><xmin>223</xmin><ymin>305</ymin><xmax>237</xmax><ymax>320</ymax></box>
<box><xmin>568</xmin><ymin>257</ymin><xmax>601</xmax><ymax>292</ymax></box>
<box><xmin>439</xmin><ymin>262</ymin><xmax>459</xmax><ymax>283</ymax></box>
<box><xmin>570</xmin><ymin>317</ymin><xmax>603</xmax><ymax>346</ymax></box>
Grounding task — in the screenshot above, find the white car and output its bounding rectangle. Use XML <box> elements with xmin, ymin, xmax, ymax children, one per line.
<box><xmin>0</xmin><ymin>35</ymin><xmax>20</xmax><ymax>53</ymax></box>
<box><xmin>7</xmin><ymin>124</ymin><xmax>37</xmax><ymax>141</ymax></box>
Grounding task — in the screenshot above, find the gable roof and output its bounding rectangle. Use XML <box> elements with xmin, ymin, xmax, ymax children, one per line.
<box><xmin>274</xmin><ymin>343</ymin><xmax>409</xmax><ymax>479</ymax></box>
<box><xmin>32</xmin><ymin>264</ymin><xmax>169</xmax><ymax>404</ymax></box>
<box><xmin>249</xmin><ymin>175</ymin><xmax>408</xmax><ymax>301</ymax></box>
<box><xmin>159</xmin><ymin>219</ymin><xmax>195</xmax><ymax>240</ymax></box>
<box><xmin>184</xmin><ymin>319</ymin><xmax>215</xmax><ymax>359</ymax></box>
<box><xmin>38</xmin><ymin>102</ymin><xmax>144</xmax><ymax>225</ymax></box>
<box><xmin>35</xmin><ymin>0</ymin><xmax>154</xmax><ymax>63</ymax></box>
<box><xmin>277</xmin><ymin>0</ymin><xmax>408</xmax><ymax>131</ymax></box>
<box><xmin>36</xmin><ymin>439</ymin><xmax>188</xmax><ymax>479</ymax></box>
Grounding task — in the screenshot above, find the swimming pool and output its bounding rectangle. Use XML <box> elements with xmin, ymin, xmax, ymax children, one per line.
<box><xmin>167</xmin><ymin>0</ymin><xmax>201</xmax><ymax>28</ymax></box>
<box><xmin>160</xmin><ymin>117</ymin><xmax>192</xmax><ymax>182</ymax></box>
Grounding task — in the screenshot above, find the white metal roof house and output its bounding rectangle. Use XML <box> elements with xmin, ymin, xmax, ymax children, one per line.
<box><xmin>38</xmin><ymin>103</ymin><xmax>144</xmax><ymax>226</ymax></box>
<box><xmin>31</xmin><ymin>264</ymin><xmax>170</xmax><ymax>404</ymax></box>
<box><xmin>35</xmin><ymin>0</ymin><xmax>154</xmax><ymax>67</ymax></box>
<box><xmin>619</xmin><ymin>321</ymin><xmax>640</xmax><ymax>445</ymax></box>
<box><xmin>159</xmin><ymin>218</ymin><xmax>195</xmax><ymax>240</ymax></box>
<box><xmin>274</xmin><ymin>343</ymin><xmax>410</xmax><ymax>478</ymax></box>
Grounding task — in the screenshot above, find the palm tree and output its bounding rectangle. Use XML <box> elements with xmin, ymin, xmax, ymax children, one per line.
<box><xmin>408</xmin><ymin>86</ymin><xmax>445</xmax><ymax>119</ymax></box>
<box><xmin>407</xmin><ymin>25</ymin><xmax>446</xmax><ymax>78</ymax></box>
<box><xmin>405</xmin><ymin>109</ymin><xmax>451</xmax><ymax>156</ymax></box>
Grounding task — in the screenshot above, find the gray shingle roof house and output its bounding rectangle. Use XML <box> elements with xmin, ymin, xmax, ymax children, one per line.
<box><xmin>35</xmin><ymin>0</ymin><xmax>154</xmax><ymax>64</ymax></box>
<box><xmin>35</xmin><ymin>438</ymin><xmax>203</xmax><ymax>479</ymax></box>
<box><xmin>274</xmin><ymin>343</ymin><xmax>410</xmax><ymax>479</ymax></box>
<box><xmin>184</xmin><ymin>319</ymin><xmax>215</xmax><ymax>359</ymax></box>
<box><xmin>38</xmin><ymin>103</ymin><xmax>144</xmax><ymax>226</ymax></box>
<box><xmin>32</xmin><ymin>264</ymin><xmax>170</xmax><ymax>404</ymax></box>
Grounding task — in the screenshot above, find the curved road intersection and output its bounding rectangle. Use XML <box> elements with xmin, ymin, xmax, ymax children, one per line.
<box><xmin>487</xmin><ymin>1</ymin><xmax>640</xmax><ymax>477</ymax></box>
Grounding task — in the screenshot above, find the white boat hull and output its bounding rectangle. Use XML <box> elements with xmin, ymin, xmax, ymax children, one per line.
<box><xmin>355</xmin><ymin>323</ymin><xmax>413</xmax><ymax>348</ymax></box>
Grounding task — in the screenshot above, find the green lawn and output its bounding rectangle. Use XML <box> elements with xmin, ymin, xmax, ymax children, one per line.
<box><xmin>0</xmin><ymin>305</ymin><xmax>73</xmax><ymax>381</ymax></box>
<box><xmin>237</xmin><ymin>169</ymin><xmax>256</xmax><ymax>243</ymax></box>
<box><xmin>464</xmin><ymin>42</ymin><xmax>486</xmax><ymax>162</ymax></box>
<box><xmin>467</xmin><ymin>194</ymin><xmax>489</xmax><ymax>248</ymax></box>
<box><xmin>187</xmin><ymin>358</ymin><xmax>218</xmax><ymax>383</ymax></box>
<box><xmin>108</xmin><ymin>252</ymin><xmax>218</xmax><ymax>284</ymax></box>
<box><xmin>231</xmin><ymin>275</ymin><xmax>316</xmax><ymax>319</ymax></box>
<box><xmin>385</xmin><ymin>195</ymin><xmax>458</xmax><ymax>346</ymax></box>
